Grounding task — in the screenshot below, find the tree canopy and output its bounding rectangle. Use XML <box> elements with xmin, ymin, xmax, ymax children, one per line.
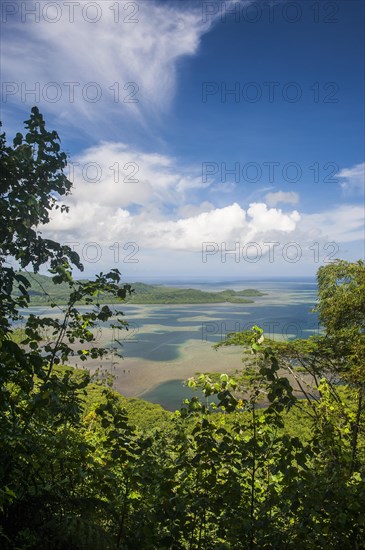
<box><xmin>0</xmin><ymin>110</ymin><xmax>364</xmax><ymax>549</ymax></box>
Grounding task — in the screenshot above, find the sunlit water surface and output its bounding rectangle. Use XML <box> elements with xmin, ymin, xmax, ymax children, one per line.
<box><xmin>21</xmin><ymin>279</ymin><xmax>319</xmax><ymax>410</ymax></box>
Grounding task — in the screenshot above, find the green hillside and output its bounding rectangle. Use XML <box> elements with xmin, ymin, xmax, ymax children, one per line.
<box><xmin>126</xmin><ymin>282</ymin><xmax>264</xmax><ymax>304</ymax></box>
<box><xmin>14</xmin><ymin>272</ymin><xmax>265</xmax><ymax>305</ymax></box>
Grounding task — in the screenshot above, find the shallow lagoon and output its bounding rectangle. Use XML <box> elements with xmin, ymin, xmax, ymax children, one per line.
<box><xmin>22</xmin><ymin>279</ymin><xmax>319</xmax><ymax>410</ymax></box>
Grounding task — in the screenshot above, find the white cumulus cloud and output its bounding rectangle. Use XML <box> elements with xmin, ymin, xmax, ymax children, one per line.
<box><xmin>45</xmin><ymin>144</ymin><xmax>303</xmax><ymax>252</ymax></box>
<box><xmin>40</xmin><ymin>142</ymin><xmax>365</xmax><ymax>275</ymax></box>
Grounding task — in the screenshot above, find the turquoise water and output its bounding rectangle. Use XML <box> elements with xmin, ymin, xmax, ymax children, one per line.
<box><xmin>120</xmin><ymin>279</ymin><xmax>319</xmax><ymax>409</ymax></box>
<box><xmin>18</xmin><ymin>279</ymin><xmax>319</xmax><ymax>410</ymax></box>
<box><xmin>117</xmin><ymin>279</ymin><xmax>319</xmax><ymax>359</ymax></box>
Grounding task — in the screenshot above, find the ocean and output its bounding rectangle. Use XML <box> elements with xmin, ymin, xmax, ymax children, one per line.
<box><xmin>20</xmin><ymin>278</ymin><xmax>319</xmax><ymax>410</ymax></box>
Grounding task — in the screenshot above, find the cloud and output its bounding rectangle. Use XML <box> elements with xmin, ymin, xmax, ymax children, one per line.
<box><xmin>177</xmin><ymin>202</ymin><xmax>215</xmax><ymax>218</ymax></box>
<box><xmin>338</xmin><ymin>162</ymin><xmax>365</xmax><ymax>195</ymax></box>
<box><xmin>60</xmin><ymin>141</ymin><xmax>209</xmax><ymax>216</ymax></box>
<box><xmin>46</xmin><ymin>199</ymin><xmax>302</xmax><ymax>252</ymax></box>
<box><xmin>39</xmin><ymin>139</ymin><xmax>364</xmax><ymax>274</ymax></box>
<box><xmin>247</xmin><ymin>203</ymin><xmax>300</xmax><ymax>232</ymax></box>
<box><xmin>43</xmin><ymin>141</ymin><xmax>363</xmax><ymax>259</ymax></box>
<box><xmin>45</xmin><ymin>139</ymin><xmax>302</xmax><ymax>252</ymax></box>
<box><xmin>265</xmin><ymin>191</ymin><xmax>299</xmax><ymax>207</ymax></box>
<box><xmin>300</xmin><ymin>206</ymin><xmax>364</xmax><ymax>243</ymax></box>
<box><xmin>1</xmin><ymin>0</ymin><xmax>242</xmax><ymax>134</ymax></box>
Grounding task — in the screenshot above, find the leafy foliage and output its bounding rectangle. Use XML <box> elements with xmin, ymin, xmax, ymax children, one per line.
<box><xmin>1</xmin><ymin>111</ymin><xmax>364</xmax><ymax>549</ymax></box>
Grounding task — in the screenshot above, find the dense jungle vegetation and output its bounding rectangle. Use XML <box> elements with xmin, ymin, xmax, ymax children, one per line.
<box><xmin>1</xmin><ymin>109</ymin><xmax>364</xmax><ymax>549</ymax></box>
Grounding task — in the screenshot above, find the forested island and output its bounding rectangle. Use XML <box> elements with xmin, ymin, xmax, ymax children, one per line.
<box><xmin>15</xmin><ymin>272</ymin><xmax>265</xmax><ymax>305</ymax></box>
<box><xmin>1</xmin><ymin>109</ymin><xmax>364</xmax><ymax>549</ymax></box>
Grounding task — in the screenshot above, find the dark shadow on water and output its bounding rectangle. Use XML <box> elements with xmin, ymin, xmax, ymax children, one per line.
<box><xmin>107</xmin><ymin>302</ymin><xmax>319</xmax><ymax>362</ymax></box>
<box><xmin>110</xmin><ymin>329</ymin><xmax>200</xmax><ymax>361</ymax></box>
<box><xmin>140</xmin><ymin>379</ymin><xmax>219</xmax><ymax>412</ymax></box>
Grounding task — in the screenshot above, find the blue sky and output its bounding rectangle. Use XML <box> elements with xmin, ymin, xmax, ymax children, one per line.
<box><xmin>1</xmin><ymin>0</ymin><xmax>364</xmax><ymax>280</ymax></box>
